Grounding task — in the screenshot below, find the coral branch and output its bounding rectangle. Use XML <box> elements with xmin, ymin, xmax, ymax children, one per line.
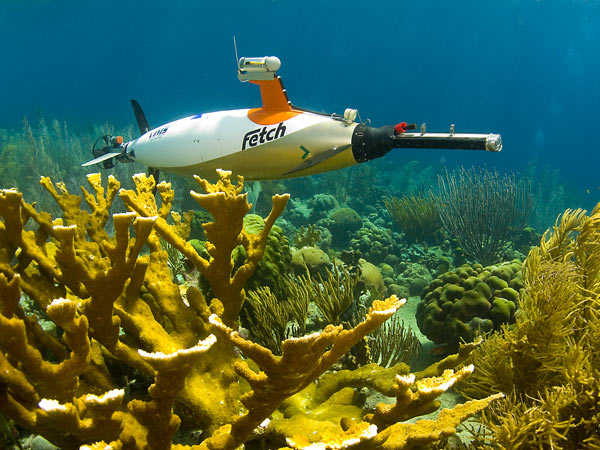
<box><xmin>370</xmin><ymin>393</ymin><xmax>504</xmax><ymax>449</ymax></box>
<box><xmin>366</xmin><ymin>365</ymin><xmax>475</xmax><ymax>428</ymax></box>
<box><xmin>209</xmin><ymin>295</ymin><xmax>405</xmax><ymax>447</ymax></box>
<box><xmin>124</xmin><ymin>335</ymin><xmax>217</xmax><ymax>450</ymax></box>
<box><xmin>0</xmin><ymin>297</ymin><xmax>90</xmax><ymax>402</ymax></box>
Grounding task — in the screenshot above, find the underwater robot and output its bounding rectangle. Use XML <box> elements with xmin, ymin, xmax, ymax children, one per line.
<box><xmin>83</xmin><ymin>56</ymin><xmax>502</xmax><ymax>181</ymax></box>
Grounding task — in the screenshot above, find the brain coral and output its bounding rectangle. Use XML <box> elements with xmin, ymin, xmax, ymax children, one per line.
<box><xmin>416</xmin><ymin>260</ymin><xmax>523</xmax><ymax>349</ymax></box>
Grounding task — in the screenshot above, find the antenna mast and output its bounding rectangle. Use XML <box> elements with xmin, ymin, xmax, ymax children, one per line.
<box><xmin>233</xmin><ymin>36</ymin><xmax>240</xmax><ymax>69</ymax></box>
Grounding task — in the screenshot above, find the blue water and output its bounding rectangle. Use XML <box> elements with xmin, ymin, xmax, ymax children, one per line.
<box><xmin>1</xmin><ymin>0</ymin><xmax>599</xmax><ymax>192</ymax></box>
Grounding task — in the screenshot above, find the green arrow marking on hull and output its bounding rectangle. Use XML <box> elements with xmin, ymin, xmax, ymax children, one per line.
<box><xmin>300</xmin><ymin>145</ymin><xmax>310</xmax><ymax>160</ymax></box>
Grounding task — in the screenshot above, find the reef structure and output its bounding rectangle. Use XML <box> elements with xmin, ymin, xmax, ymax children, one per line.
<box><xmin>0</xmin><ymin>170</ymin><xmax>501</xmax><ymax>449</ymax></box>
<box><xmin>416</xmin><ymin>260</ymin><xmax>523</xmax><ymax>350</ymax></box>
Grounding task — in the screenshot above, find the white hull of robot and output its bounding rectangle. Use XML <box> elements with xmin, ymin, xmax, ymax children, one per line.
<box><xmin>127</xmin><ymin>109</ymin><xmax>358</xmax><ymax>180</ymax></box>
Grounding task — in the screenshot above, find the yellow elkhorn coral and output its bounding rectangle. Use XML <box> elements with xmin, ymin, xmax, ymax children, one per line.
<box><xmin>0</xmin><ymin>170</ymin><xmax>502</xmax><ymax>449</ymax></box>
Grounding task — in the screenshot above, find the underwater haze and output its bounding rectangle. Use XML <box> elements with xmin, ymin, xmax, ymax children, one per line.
<box><xmin>1</xmin><ymin>0</ymin><xmax>599</xmax><ymax>193</ymax></box>
<box><xmin>4</xmin><ymin>2</ymin><xmax>600</xmax><ymax>449</ymax></box>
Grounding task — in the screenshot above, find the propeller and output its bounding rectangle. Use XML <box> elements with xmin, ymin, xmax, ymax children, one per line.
<box><xmin>82</xmin><ymin>135</ymin><xmax>126</xmax><ymax>169</ymax></box>
<box><xmin>81</xmin><ymin>100</ymin><xmax>159</xmax><ymax>184</ymax></box>
<box><xmin>81</xmin><ymin>151</ymin><xmax>122</xmax><ymax>167</ymax></box>
<box><xmin>131</xmin><ymin>99</ymin><xmax>150</xmax><ymax>134</ymax></box>
<box><xmin>131</xmin><ymin>99</ymin><xmax>159</xmax><ymax>189</ymax></box>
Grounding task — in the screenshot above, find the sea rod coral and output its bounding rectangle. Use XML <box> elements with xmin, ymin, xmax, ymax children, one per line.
<box><xmin>0</xmin><ymin>170</ymin><xmax>501</xmax><ymax>449</ymax></box>
<box><xmin>459</xmin><ymin>202</ymin><xmax>600</xmax><ymax>448</ymax></box>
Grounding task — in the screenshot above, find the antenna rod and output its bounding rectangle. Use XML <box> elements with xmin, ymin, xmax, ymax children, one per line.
<box><xmin>233</xmin><ymin>36</ymin><xmax>239</xmax><ymax>69</ymax></box>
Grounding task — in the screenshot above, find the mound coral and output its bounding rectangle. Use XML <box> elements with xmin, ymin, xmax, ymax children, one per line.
<box><xmin>1</xmin><ymin>170</ymin><xmax>501</xmax><ymax>449</ymax></box>
<box><xmin>308</xmin><ymin>193</ymin><xmax>338</xmax><ymax>222</ymax></box>
<box><xmin>349</xmin><ymin>219</ymin><xmax>399</xmax><ymax>265</ymax></box>
<box><xmin>416</xmin><ymin>260</ymin><xmax>523</xmax><ymax>350</ymax></box>
<box><xmin>234</xmin><ymin>213</ymin><xmax>292</xmax><ymax>298</ymax></box>
<box><xmin>326</xmin><ymin>206</ymin><xmax>363</xmax><ymax>248</ymax></box>
<box><xmin>291</xmin><ymin>245</ymin><xmax>331</xmax><ymax>277</ymax></box>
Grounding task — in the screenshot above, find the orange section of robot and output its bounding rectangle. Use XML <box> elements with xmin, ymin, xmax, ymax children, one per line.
<box><xmin>248</xmin><ymin>78</ymin><xmax>302</xmax><ymax>125</ymax></box>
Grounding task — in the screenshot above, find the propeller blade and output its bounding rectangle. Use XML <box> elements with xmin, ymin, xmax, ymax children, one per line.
<box><xmin>81</xmin><ymin>152</ymin><xmax>122</xmax><ymax>167</ymax></box>
<box><xmin>283</xmin><ymin>144</ymin><xmax>351</xmax><ymax>176</ymax></box>
<box><xmin>131</xmin><ymin>99</ymin><xmax>150</xmax><ymax>135</ymax></box>
<box><xmin>149</xmin><ymin>167</ymin><xmax>160</xmax><ymax>183</ymax></box>
<box><xmin>149</xmin><ymin>167</ymin><xmax>160</xmax><ymax>195</ymax></box>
